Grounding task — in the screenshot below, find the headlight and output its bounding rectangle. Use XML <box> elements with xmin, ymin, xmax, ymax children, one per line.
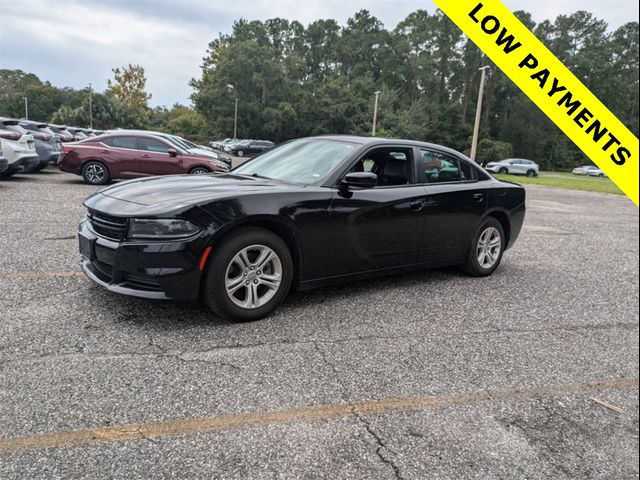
<box><xmin>128</xmin><ymin>218</ymin><xmax>200</xmax><ymax>239</ymax></box>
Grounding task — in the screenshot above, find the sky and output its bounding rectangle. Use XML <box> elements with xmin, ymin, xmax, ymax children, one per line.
<box><xmin>1</xmin><ymin>0</ymin><xmax>638</xmax><ymax>107</ymax></box>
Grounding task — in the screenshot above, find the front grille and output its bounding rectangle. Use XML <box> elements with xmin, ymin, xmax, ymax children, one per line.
<box><xmin>88</xmin><ymin>210</ymin><xmax>128</xmax><ymax>240</ymax></box>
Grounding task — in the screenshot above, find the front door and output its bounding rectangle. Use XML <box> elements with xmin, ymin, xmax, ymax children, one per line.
<box><xmin>136</xmin><ymin>137</ymin><xmax>184</xmax><ymax>175</ymax></box>
<box><xmin>328</xmin><ymin>147</ymin><xmax>427</xmax><ymax>277</ymax></box>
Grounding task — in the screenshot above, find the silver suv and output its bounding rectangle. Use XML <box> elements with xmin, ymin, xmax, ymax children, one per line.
<box><xmin>485</xmin><ymin>158</ymin><xmax>539</xmax><ymax>177</ymax></box>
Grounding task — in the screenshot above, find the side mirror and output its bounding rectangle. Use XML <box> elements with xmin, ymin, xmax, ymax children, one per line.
<box><xmin>167</xmin><ymin>148</ymin><xmax>178</xmax><ymax>157</ymax></box>
<box><xmin>341</xmin><ymin>172</ymin><xmax>378</xmax><ymax>190</ymax></box>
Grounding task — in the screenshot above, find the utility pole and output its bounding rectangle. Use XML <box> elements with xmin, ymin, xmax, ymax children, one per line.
<box><xmin>88</xmin><ymin>83</ymin><xmax>93</xmax><ymax>129</ymax></box>
<box><xmin>372</xmin><ymin>90</ymin><xmax>381</xmax><ymax>136</ymax></box>
<box><xmin>233</xmin><ymin>98</ymin><xmax>238</xmax><ymax>139</ymax></box>
<box><xmin>22</xmin><ymin>97</ymin><xmax>28</xmax><ymax>120</ymax></box>
<box><xmin>470</xmin><ymin>66</ymin><xmax>490</xmax><ymax>162</ymax></box>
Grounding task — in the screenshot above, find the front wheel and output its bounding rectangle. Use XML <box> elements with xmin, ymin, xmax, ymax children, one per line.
<box><xmin>201</xmin><ymin>228</ymin><xmax>293</xmax><ymax>321</ymax></box>
<box><xmin>526</xmin><ymin>169</ymin><xmax>536</xmax><ymax>177</ymax></box>
<box><xmin>462</xmin><ymin>218</ymin><xmax>505</xmax><ymax>277</ymax></box>
<box><xmin>189</xmin><ymin>167</ymin><xmax>210</xmax><ymax>175</ymax></box>
<box><xmin>236</xmin><ymin>150</ymin><xmax>244</xmax><ymax>157</ymax></box>
<box><xmin>81</xmin><ymin>161</ymin><xmax>110</xmax><ymax>185</ymax></box>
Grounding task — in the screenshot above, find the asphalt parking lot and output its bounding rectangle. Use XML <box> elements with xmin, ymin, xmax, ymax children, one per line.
<box><xmin>0</xmin><ymin>170</ymin><xmax>638</xmax><ymax>479</ymax></box>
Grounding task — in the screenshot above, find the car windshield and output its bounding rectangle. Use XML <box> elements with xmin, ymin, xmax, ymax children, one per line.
<box><xmin>233</xmin><ymin>138</ymin><xmax>357</xmax><ymax>185</ymax></box>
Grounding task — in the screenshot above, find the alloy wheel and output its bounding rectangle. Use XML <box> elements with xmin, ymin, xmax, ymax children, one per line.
<box><xmin>224</xmin><ymin>244</ymin><xmax>282</xmax><ymax>309</ymax></box>
<box><xmin>476</xmin><ymin>226</ymin><xmax>501</xmax><ymax>269</ymax></box>
<box><xmin>85</xmin><ymin>163</ymin><xmax>105</xmax><ymax>183</ymax></box>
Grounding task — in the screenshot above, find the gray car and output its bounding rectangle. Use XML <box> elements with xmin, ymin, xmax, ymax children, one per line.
<box><xmin>19</xmin><ymin>120</ymin><xmax>63</xmax><ymax>169</ymax></box>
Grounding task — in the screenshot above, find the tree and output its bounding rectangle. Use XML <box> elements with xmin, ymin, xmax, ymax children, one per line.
<box><xmin>106</xmin><ymin>64</ymin><xmax>151</xmax><ymax>128</ymax></box>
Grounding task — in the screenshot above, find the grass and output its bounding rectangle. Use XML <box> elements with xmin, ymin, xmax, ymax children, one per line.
<box><xmin>493</xmin><ymin>171</ymin><xmax>623</xmax><ymax>195</ymax></box>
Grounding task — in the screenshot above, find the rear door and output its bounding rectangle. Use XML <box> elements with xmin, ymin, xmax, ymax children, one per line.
<box><xmin>136</xmin><ymin>137</ymin><xmax>184</xmax><ymax>175</ymax></box>
<box><xmin>417</xmin><ymin>148</ymin><xmax>489</xmax><ymax>264</ymax></box>
<box><xmin>100</xmin><ymin>136</ymin><xmax>139</xmax><ymax>178</ymax></box>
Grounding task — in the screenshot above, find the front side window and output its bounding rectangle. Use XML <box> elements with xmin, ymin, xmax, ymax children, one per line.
<box><xmin>418</xmin><ymin>149</ymin><xmax>473</xmax><ymax>183</ymax></box>
<box><xmin>348</xmin><ymin>148</ymin><xmax>413</xmax><ymax>186</ymax></box>
<box><xmin>233</xmin><ymin>138</ymin><xmax>357</xmax><ymax>185</ymax></box>
<box><xmin>138</xmin><ymin>137</ymin><xmax>170</xmax><ymax>153</ymax></box>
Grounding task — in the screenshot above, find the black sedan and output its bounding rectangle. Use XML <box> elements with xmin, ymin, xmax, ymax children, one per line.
<box><xmin>79</xmin><ymin>135</ymin><xmax>525</xmax><ymax>321</ymax></box>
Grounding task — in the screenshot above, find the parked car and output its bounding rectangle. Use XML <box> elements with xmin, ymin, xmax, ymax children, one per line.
<box><xmin>225</xmin><ymin>140</ymin><xmax>274</xmax><ymax>157</ymax></box>
<box><xmin>66</xmin><ymin>127</ymin><xmax>88</xmax><ymax>141</ymax></box>
<box><xmin>572</xmin><ymin>165</ymin><xmax>601</xmax><ymax>176</ymax></box>
<box><xmin>587</xmin><ymin>168</ymin><xmax>607</xmax><ymax>178</ymax></box>
<box><xmin>47</xmin><ymin>124</ymin><xmax>75</xmax><ymax>142</ymax></box>
<box><xmin>59</xmin><ymin>131</ymin><xmax>230</xmax><ymax>184</ymax></box>
<box><xmin>0</xmin><ymin>127</ymin><xmax>39</xmax><ymax>178</ymax></box>
<box><xmin>78</xmin><ymin>135</ymin><xmax>526</xmax><ymax>321</ymax></box>
<box><xmin>109</xmin><ymin>129</ymin><xmax>233</xmax><ymax>169</ymax></box>
<box><xmin>485</xmin><ymin>158</ymin><xmax>539</xmax><ymax>176</ymax></box>
<box><xmin>17</xmin><ymin>120</ymin><xmax>63</xmax><ymax>170</ymax></box>
<box><xmin>0</xmin><ymin>145</ymin><xmax>8</xmax><ymax>174</ymax></box>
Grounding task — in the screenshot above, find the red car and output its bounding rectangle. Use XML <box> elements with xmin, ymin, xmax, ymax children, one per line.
<box><xmin>59</xmin><ymin>132</ymin><xmax>230</xmax><ymax>184</ymax></box>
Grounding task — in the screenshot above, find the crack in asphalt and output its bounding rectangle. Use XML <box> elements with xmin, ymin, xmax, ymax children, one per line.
<box><xmin>0</xmin><ymin>321</ymin><xmax>636</xmax><ymax>368</ymax></box>
<box><xmin>313</xmin><ymin>342</ymin><xmax>405</xmax><ymax>480</ymax></box>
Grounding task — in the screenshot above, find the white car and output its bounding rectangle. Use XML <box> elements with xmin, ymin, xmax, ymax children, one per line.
<box><xmin>0</xmin><ymin>144</ymin><xmax>8</xmax><ymax>173</ymax></box>
<box><xmin>485</xmin><ymin>158</ymin><xmax>539</xmax><ymax>177</ymax></box>
<box><xmin>587</xmin><ymin>168</ymin><xmax>607</xmax><ymax>178</ymax></box>
<box><xmin>572</xmin><ymin>165</ymin><xmax>600</xmax><ymax>176</ymax></box>
<box><xmin>0</xmin><ymin>128</ymin><xmax>39</xmax><ymax>178</ymax></box>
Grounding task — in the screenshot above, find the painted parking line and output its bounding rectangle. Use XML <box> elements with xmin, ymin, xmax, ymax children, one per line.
<box><xmin>4</xmin><ymin>271</ymin><xmax>84</xmax><ymax>279</ymax></box>
<box><xmin>0</xmin><ymin>377</ymin><xmax>636</xmax><ymax>453</ymax></box>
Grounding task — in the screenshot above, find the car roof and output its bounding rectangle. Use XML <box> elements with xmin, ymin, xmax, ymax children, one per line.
<box><xmin>308</xmin><ymin>135</ymin><xmax>471</xmax><ymax>160</ymax></box>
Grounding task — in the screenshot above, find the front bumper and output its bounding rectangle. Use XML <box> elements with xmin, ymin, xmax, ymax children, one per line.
<box><xmin>78</xmin><ymin>220</ymin><xmax>203</xmax><ymax>301</ymax></box>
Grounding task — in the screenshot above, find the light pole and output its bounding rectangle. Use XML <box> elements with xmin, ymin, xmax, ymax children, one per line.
<box><xmin>22</xmin><ymin>97</ymin><xmax>28</xmax><ymax>120</ymax></box>
<box><xmin>233</xmin><ymin>97</ymin><xmax>238</xmax><ymax>139</ymax></box>
<box><xmin>372</xmin><ymin>90</ymin><xmax>381</xmax><ymax>136</ymax></box>
<box><xmin>470</xmin><ymin>66</ymin><xmax>490</xmax><ymax>162</ymax></box>
<box><xmin>88</xmin><ymin>83</ymin><xmax>93</xmax><ymax>129</ymax></box>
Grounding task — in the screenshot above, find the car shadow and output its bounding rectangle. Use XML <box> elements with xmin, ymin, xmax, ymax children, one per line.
<box><xmin>86</xmin><ymin>266</ymin><xmax>463</xmax><ymax>330</ymax></box>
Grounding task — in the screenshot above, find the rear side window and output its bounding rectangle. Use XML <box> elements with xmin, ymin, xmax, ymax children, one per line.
<box><xmin>418</xmin><ymin>149</ymin><xmax>473</xmax><ymax>183</ymax></box>
<box><xmin>103</xmin><ymin>136</ymin><xmax>137</xmax><ymax>149</ymax></box>
<box><xmin>138</xmin><ymin>137</ymin><xmax>170</xmax><ymax>153</ymax></box>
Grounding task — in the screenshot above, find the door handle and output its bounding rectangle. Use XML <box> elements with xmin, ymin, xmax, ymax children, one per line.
<box><xmin>473</xmin><ymin>193</ymin><xmax>484</xmax><ymax>202</ymax></box>
<box><xmin>141</xmin><ymin>154</ymin><xmax>151</xmax><ymax>158</ymax></box>
<box><xmin>410</xmin><ymin>200</ymin><xmax>425</xmax><ymax>211</ymax></box>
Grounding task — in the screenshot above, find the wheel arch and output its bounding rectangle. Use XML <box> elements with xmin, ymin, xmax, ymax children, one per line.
<box><xmin>483</xmin><ymin>208</ymin><xmax>511</xmax><ymax>247</ymax></box>
<box><xmin>81</xmin><ymin>158</ymin><xmax>112</xmax><ymax>177</ymax></box>
<box><xmin>202</xmin><ymin>215</ymin><xmax>304</xmax><ymax>287</ymax></box>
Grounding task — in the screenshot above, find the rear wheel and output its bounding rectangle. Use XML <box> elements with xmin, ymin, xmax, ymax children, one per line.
<box><xmin>202</xmin><ymin>228</ymin><xmax>293</xmax><ymax>321</ymax></box>
<box><xmin>462</xmin><ymin>218</ymin><xmax>505</xmax><ymax>277</ymax></box>
<box><xmin>498</xmin><ymin>167</ymin><xmax>508</xmax><ymax>174</ymax></box>
<box><xmin>81</xmin><ymin>161</ymin><xmax>110</xmax><ymax>185</ymax></box>
<box><xmin>189</xmin><ymin>167</ymin><xmax>210</xmax><ymax>175</ymax></box>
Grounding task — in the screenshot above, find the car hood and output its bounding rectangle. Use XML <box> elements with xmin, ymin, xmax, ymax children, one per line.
<box><xmin>187</xmin><ymin>147</ymin><xmax>218</xmax><ymax>158</ymax></box>
<box><xmin>84</xmin><ymin>174</ymin><xmax>302</xmax><ymax>216</ymax></box>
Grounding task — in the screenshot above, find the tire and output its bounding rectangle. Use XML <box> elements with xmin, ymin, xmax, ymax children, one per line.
<box><xmin>498</xmin><ymin>167</ymin><xmax>508</xmax><ymax>174</ymax></box>
<box><xmin>599</xmin><ymin>173</ymin><xmax>604</xmax><ymax>178</ymax></box>
<box><xmin>462</xmin><ymin>217</ymin><xmax>505</xmax><ymax>277</ymax></box>
<box><xmin>81</xmin><ymin>161</ymin><xmax>110</xmax><ymax>185</ymax></box>
<box><xmin>189</xmin><ymin>167</ymin><xmax>210</xmax><ymax>175</ymax></box>
<box><xmin>201</xmin><ymin>227</ymin><xmax>293</xmax><ymax>321</ymax></box>
<box><xmin>236</xmin><ymin>150</ymin><xmax>244</xmax><ymax>157</ymax></box>
<box><xmin>526</xmin><ymin>169</ymin><xmax>536</xmax><ymax>177</ymax></box>
<box><xmin>0</xmin><ymin>170</ymin><xmax>15</xmax><ymax>179</ymax></box>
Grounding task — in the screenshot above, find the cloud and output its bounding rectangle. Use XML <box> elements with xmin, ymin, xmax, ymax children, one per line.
<box><xmin>0</xmin><ymin>0</ymin><xmax>637</xmax><ymax>107</ymax></box>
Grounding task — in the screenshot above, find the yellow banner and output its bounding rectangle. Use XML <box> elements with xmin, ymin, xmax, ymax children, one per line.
<box><xmin>434</xmin><ymin>0</ymin><xmax>639</xmax><ymax>205</ymax></box>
